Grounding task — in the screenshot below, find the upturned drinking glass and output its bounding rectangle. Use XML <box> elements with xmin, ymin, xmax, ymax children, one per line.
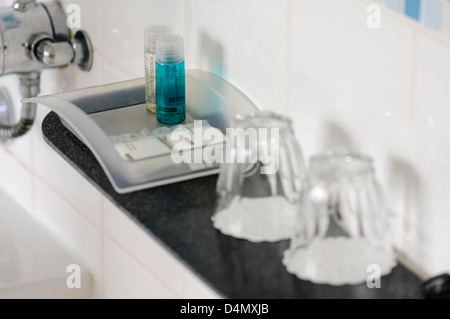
<box><xmin>212</xmin><ymin>111</ymin><xmax>307</xmax><ymax>243</ymax></box>
<box><xmin>283</xmin><ymin>150</ymin><xmax>396</xmax><ymax>285</ymax></box>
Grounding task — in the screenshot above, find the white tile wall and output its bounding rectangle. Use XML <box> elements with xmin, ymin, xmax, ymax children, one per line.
<box><xmin>0</xmin><ymin>0</ymin><xmax>449</xmax><ymax>299</ymax></box>
<box><xmin>103</xmin><ymin>236</ymin><xmax>179</xmax><ymax>299</ymax></box>
<box><xmin>289</xmin><ymin>0</ymin><xmax>415</xmax><ymax>250</ymax></box>
<box><xmin>102</xmin><ymin>198</ymin><xmax>185</xmax><ymax>297</ymax></box>
<box><xmin>32</xmin><ymin>105</ymin><xmax>103</xmax><ymax>227</ymax></box>
<box><xmin>102</xmin><ymin>197</ymin><xmax>221</xmax><ymax>298</ymax></box>
<box><xmin>60</xmin><ymin>0</ymin><xmax>103</xmax><ymax>52</ymax></box>
<box><xmin>187</xmin><ymin>0</ymin><xmax>290</xmax><ymax>113</ymax></box>
<box><xmin>410</xmin><ymin>33</ymin><xmax>450</xmax><ymax>276</ymax></box>
<box><xmin>99</xmin><ymin>0</ymin><xmax>186</xmax><ymax>78</ymax></box>
<box><xmin>33</xmin><ymin>178</ymin><xmax>103</xmax><ymax>297</ymax></box>
<box><xmin>0</xmin><ymin>144</ymin><xmax>33</xmax><ymax>213</ymax></box>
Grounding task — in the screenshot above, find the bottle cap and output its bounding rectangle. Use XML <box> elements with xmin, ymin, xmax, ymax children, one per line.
<box><xmin>155</xmin><ymin>34</ymin><xmax>184</xmax><ymax>64</ymax></box>
<box><xmin>145</xmin><ymin>25</ymin><xmax>172</xmax><ymax>53</ymax></box>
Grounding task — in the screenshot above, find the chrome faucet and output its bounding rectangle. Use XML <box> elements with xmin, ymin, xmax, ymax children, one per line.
<box><xmin>0</xmin><ymin>0</ymin><xmax>93</xmax><ymax>141</ymax></box>
<box><xmin>13</xmin><ymin>0</ymin><xmax>37</xmax><ymax>12</ymax></box>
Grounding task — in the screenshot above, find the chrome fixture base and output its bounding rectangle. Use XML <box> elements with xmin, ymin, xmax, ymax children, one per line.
<box><xmin>73</xmin><ymin>30</ymin><xmax>94</xmax><ymax>72</ymax></box>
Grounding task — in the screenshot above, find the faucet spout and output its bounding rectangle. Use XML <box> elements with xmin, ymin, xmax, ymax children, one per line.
<box><xmin>35</xmin><ymin>41</ymin><xmax>75</xmax><ymax>67</ymax></box>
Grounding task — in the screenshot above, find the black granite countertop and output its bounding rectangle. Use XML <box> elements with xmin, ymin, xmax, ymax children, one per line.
<box><xmin>42</xmin><ymin>111</ymin><xmax>424</xmax><ymax>299</ymax></box>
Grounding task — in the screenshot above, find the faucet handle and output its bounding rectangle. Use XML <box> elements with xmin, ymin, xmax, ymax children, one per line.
<box><xmin>34</xmin><ymin>30</ymin><xmax>93</xmax><ymax>72</ymax></box>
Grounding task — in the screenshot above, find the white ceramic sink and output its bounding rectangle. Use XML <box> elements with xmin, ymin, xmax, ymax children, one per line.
<box><xmin>0</xmin><ymin>187</ymin><xmax>92</xmax><ymax>299</ymax></box>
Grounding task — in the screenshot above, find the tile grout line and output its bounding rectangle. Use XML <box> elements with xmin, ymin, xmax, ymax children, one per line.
<box><xmin>98</xmin><ymin>0</ymin><xmax>104</xmax><ymax>85</ymax></box>
<box><xmin>184</xmin><ymin>0</ymin><xmax>191</xmax><ymax>66</ymax></box>
<box><xmin>33</xmin><ymin>172</ymin><xmax>104</xmax><ymax>298</ymax></box>
<box><xmin>31</xmin><ymin>137</ymin><xmax>36</xmax><ymax>213</ymax></box>
<box><xmin>0</xmin><ymin>143</ymin><xmax>32</xmax><ymax>172</ymax></box>
<box><xmin>102</xmin><ymin>223</ymin><xmax>184</xmax><ymax>299</ymax></box>
<box><xmin>33</xmin><ymin>170</ymin><xmax>101</xmax><ymax>232</ymax></box>
<box><xmin>97</xmin><ymin>0</ymin><xmax>105</xmax><ymax>294</ymax></box>
<box><xmin>358</xmin><ymin>0</ymin><xmax>450</xmax><ymax>47</ymax></box>
<box><xmin>392</xmin><ymin>21</ymin><xmax>435</xmax><ymax>280</ymax></box>
<box><xmin>403</xmin><ymin>27</ymin><xmax>419</xmax><ymax>258</ymax></box>
<box><xmin>0</xmin><ymin>143</ymin><xmax>34</xmax><ymax>213</ymax></box>
<box><xmin>284</xmin><ymin>0</ymin><xmax>292</xmax><ymax>116</ymax></box>
<box><xmin>182</xmin><ymin>0</ymin><xmax>191</xmax><ymax>298</ymax></box>
<box><xmin>96</xmin><ymin>50</ymin><xmax>140</xmax><ymax>79</ymax></box>
<box><xmin>86</xmin><ymin>2</ymin><xmax>103</xmax><ymax>298</ymax></box>
<box><xmin>99</xmin><ymin>196</ymin><xmax>105</xmax><ymax>299</ymax></box>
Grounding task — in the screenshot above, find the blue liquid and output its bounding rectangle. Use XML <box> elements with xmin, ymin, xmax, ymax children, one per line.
<box><xmin>156</xmin><ymin>61</ymin><xmax>186</xmax><ymax>124</ymax></box>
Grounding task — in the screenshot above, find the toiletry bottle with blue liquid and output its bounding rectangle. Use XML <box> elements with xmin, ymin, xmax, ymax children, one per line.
<box><xmin>155</xmin><ymin>34</ymin><xmax>186</xmax><ymax>124</ymax></box>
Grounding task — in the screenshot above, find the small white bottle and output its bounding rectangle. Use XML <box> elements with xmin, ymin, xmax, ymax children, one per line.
<box><xmin>144</xmin><ymin>25</ymin><xmax>171</xmax><ymax>113</ymax></box>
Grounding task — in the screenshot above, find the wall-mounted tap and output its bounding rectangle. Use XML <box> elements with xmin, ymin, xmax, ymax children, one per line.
<box><xmin>0</xmin><ymin>0</ymin><xmax>93</xmax><ymax>141</ymax></box>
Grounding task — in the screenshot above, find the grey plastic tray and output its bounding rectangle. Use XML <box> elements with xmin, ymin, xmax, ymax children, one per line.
<box><xmin>27</xmin><ymin>69</ymin><xmax>258</xmax><ymax>193</ymax></box>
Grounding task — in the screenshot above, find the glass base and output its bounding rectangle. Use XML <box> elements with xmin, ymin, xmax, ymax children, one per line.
<box><xmin>156</xmin><ymin>111</ymin><xmax>186</xmax><ymax>124</ymax></box>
